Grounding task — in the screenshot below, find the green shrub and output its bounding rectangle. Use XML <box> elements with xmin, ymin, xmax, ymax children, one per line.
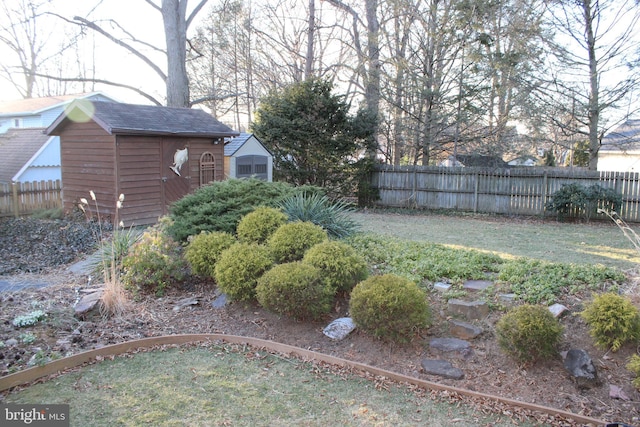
<box><xmin>302</xmin><ymin>240</ymin><xmax>369</xmax><ymax>293</ymax></box>
<box><xmin>580</xmin><ymin>292</ymin><xmax>640</xmax><ymax>352</ymax></box>
<box><xmin>167</xmin><ymin>178</ymin><xmax>319</xmax><ymax>242</ymax></box>
<box><xmin>237</xmin><ymin>206</ymin><xmax>288</xmax><ymax>244</ymax></box>
<box><xmin>214</xmin><ymin>243</ymin><xmax>274</xmax><ymax>302</ymax></box>
<box><xmin>626</xmin><ymin>354</ymin><xmax>640</xmax><ymax>389</ymax></box>
<box><xmin>277</xmin><ymin>192</ymin><xmax>359</xmax><ymax>238</ymax></box>
<box><xmin>89</xmin><ymin>226</ymin><xmax>142</xmax><ymax>280</ymax></box>
<box><xmin>349</xmin><ymin>274</ymin><xmax>431</xmax><ymax>343</ymax></box>
<box><xmin>184</xmin><ymin>231</ymin><xmax>237</xmax><ymax>278</ymax></box>
<box><xmin>546</xmin><ymin>183</ymin><xmax>621</xmax><ymax>221</ymax></box>
<box><xmin>267</xmin><ymin>221</ymin><xmax>328</xmax><ymax>263</ymax></box>
<box><xmin>256</xmin><ymin>262</ymin><xmax>334</xmax><ymax>320</ymax></box>
<box><xmin>495</xmin><ymin>304</ymin><xmax>562</xmax><ymax>363</ymax></box>
<box><xmin>122</xmin><ymin>227</ymin><xmax>186</xmax><ymax>295</ymax></box>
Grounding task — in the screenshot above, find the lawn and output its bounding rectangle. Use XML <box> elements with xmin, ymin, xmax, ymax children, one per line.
<box><xmin>351</xmin><ymin>210</ymin><xmax>640</xmax><ymax>270</ymax></box>
<box><xmin>3</xmin><ymin>344</ymin><xmax>535</xmax><ymax>427</ymax></box>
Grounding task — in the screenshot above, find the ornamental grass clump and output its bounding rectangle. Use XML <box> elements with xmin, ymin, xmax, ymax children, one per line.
<box><xmin>580</xmin><ymin>292</ymin><xmax>640</xmax><ymax>352</ymax></box>
<box><xmin>495</xmin><ymin>304</ymin><xmax>563</xmax><ymax>363</ymax></box>
<box><xmin>184</xmin><ymin>231</ymin><xmax>237</xmax><ymax>278</ymax></box>
<box><xmin>214</xmin><ymin>243</ymin><xmax>274</xmax><ymax>302</ymax></box>
<box><xmin>267</xmin><ymin>221</ymin><xmax>328</xmax><ymax>263</ymax></box>
<box><xmin>236</xmin><ymin>206</ymin><xmax>288</xmax><ymax>244</ymax></box>
<box><xmin>256</xmin><ymin>261</ymin><xmax>334</xmax><ymax>320</ymax></box>
<box><xmin>302</xmin><ymin>240</ymin><xmax>369</xmax><ymax>293</ymax></box>
<box><xmin>277</xmin><ymin>192</ymin><xmax>359</xmax><ymax>238</ymax></box>
<box><xmin>349</xmin><ymin>274</ymin><xmax>431</xmax><ymax>343</ymax></box>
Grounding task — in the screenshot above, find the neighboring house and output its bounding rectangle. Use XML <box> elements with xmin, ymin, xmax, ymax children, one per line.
<box><xmin>0</xmin><ymin>92</ymin><xmax>118</xmax><ymax>184</ymax></box>
<box><xmin>598</xmin><ymin>119</ymin><xmax>640</xmax><ymax>172</ymax></box>
<box><xmin>439</xmin><ymin>154</ymin><xmax>509</xmax><ymax>168</ymax></box>
<box><xmin>508</xmin><ymin>155</ymin><xmax>538</xmax><ymax>167</ymax></box>
<box><xmin>47</xmin><ymin>100</ymin><xmax>239</xmax><ymax>226</ymax></box>
<box><xmin>0</xmin><ymin>128</ymin><xmax>59</xmax><ymax>184</ymax></box>
<box><xmin>224</xmin><ymin>133</ymin><xmax>273</xmax><ymax>181</ymax></box>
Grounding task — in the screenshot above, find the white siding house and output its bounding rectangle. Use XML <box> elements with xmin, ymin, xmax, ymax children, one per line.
<box><xmin>0</xmin><ymin>93</ymin><xmax>118</xmax><ymax>183</ymax></box>
<box><xmin>598</xmin><ymin>119</ymin><xmax>640</xmax><ymax>172</ymax></box>
<box><xmin>224</xmin><ymin>133</ymin><xmax>273</xmax><ymax>181</ymax></box>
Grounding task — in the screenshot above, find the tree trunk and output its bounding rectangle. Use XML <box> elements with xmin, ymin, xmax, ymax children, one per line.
<box><xmin>305</xmin><ymin>0</ymin><xmax>315</xmax><ymax>79</ymax></box>
<box><xmin>583</xmin><ymin>0</ymin><xmax>600</xmax><ymax>170</ymax></box>
<box><xmin>162</xmin><ymin>0</ymin><xmax>190</xmax><ymax>107</ymax></box>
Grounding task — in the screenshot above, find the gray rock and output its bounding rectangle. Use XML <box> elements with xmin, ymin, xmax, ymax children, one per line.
<box><xmin>173</xmin><ymin>296</ymin><xmax>200</xmax><ymax>312</ymax></box>
<box><xmin>548</xmin><ymin>303</ymin><xmax>568</xmax><ymax>318</ymax></box>
<box><xmin>609</xmin><ymin>384</ymin><xmax>630</xmax><ymax>401</ymax></box>
<box><xmin>433</xmin><ymin>282</ymin><xmax>451</xmax><ymax>292</ymax></box>
<box><xmin>498</xmin><ymin>293</ymin><xmax>517</xmax><ymax>305</ymax></box>
<box><xmin>74</xmin><ymin>291</ymin><xmax>103</xmax><ymax>317</ymax></box>
<box><xmin>448</xmin><ymin>299</ymin><xmax>489</xmax><ymax>320</ymax></box>
<box><xmin>563</xmin><ymin>349</ymin><xmax>598</xmax><ymax>388</ymax></box>
<box><xmin>462</xmin><ymin>280</ymin><xmax>493</xmax><ymax>291</ymax></box>
<box><xmin>421</xmin><ymin>359</ymin><xmax>464</xmax><ymax>380</ymax></box>
<box><xmin>449</xmin><ymin>320</ymin><xmax>482</xmax><ymax>340</ymax></box>
<box><xmin>323</xmin><ymin>317</ymin><xmax>356</xmax><ymax>340</ymax></box>
<box><xmin>211</xmin><ymin>293</ymin><xmax>228</xmax><ymax>309</ymax></box>
<box><xmin>5</xmin><ymin>338</ymin><xmax>18</xmax><ymax>347</ymax></box>
<box><xmin>429</xmin><ymin>337</ymin><xmax>473</xmax><ymax>359</ymax></box>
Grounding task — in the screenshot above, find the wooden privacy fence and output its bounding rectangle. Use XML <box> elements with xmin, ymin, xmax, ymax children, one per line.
<box><xmin>0</xmin><ymin>180</ymin><xmax>62</xmax><ymax>218</ymax></box>
<box><xmin>372</xmin><ymin>166</ymin><xmax>640</xmax><ymax>222</ymax></box>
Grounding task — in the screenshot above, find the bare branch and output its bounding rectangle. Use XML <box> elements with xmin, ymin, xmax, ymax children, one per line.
<box><xmin>186</xmin><ymin>0</ymin><xmax>209</xmax><ymax>30</ymax></box>
<box><xmin>71</xmin><ymin>15</ymin><xmax>167</xmax><ymax>81</ymax></box>
<box><xmin>33</xmin><ymin>72</ymin><xmax>163</xmax><ymax>105</ymax></box>
<box><xmin>190</xmin><ymin>91</ymin><xmax>246</xmax><ymax>106</ymax></box>
<box><xmin>144</xmin><ymin>0</ymin><xmax>161</xmax><ymax>12</ymax></box>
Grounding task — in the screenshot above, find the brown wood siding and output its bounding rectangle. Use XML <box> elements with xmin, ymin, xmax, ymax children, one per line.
<box><xmin>59</xmin><ymin>121</ymin><xmax>116</xmax><ymax>217</ymax></box>
<box><xmin>187</xmin><ymin>138</ymin><xmax>225</xmax><ymax>191</ymax></box>
<box><xmin>116</xmin><ymin>136</ymin><xmax>163</xmax><ymax>226</ymax></box>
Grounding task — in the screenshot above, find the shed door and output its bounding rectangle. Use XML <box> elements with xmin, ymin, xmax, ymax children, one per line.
<box><xmin>162</xmin><ymin>139</ymin><xmax>190</xmax><ymax>213</ymax></box>
<box><xmin>236</xmin><ymin>155</ymin><xmax>268</xmax><ymax>180</ymax></box>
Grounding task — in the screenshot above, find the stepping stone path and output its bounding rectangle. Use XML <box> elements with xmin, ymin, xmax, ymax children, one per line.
<box><xmin>449</xmin><ymin>320</ymin><xmax>482</xmax><ymax>340</ymax></box>
<box><xmin>433</xmin><ymin>282</ymin><xmax>451</xmax><ymax>292</ymax></box>
<box><xmin>429</xmin><ymin>337</ymin><xmax>473</xmax><ymax>359</ymax></box>
<box><xmin>448</xmin><ymin>299</ymin><xmax>489</xmax><ymax>320</ymax></box>
<box><xmin>462</xmin><ymin>280</ymin><xmax>493</xmax><ymax>291</ymax></box>
<box><xmin>421</xmin><ymin>359</ymin><xmax>464</xmax><ymax>380</ymax></box>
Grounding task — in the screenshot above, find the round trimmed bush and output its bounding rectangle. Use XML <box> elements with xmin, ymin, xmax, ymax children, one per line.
<box><xmin>302</xmin><ymin>240</ymin><xmax>369</xmax><ymax>293</ymax></box>
<box><xmin>237</xmin><ymin>206</ymin><xmax>288</xmax><ymax>244</ymax></box>
<box><xmin>213</xmin><ymin>243</ymin><xmax>274</xmax><ymax>302</ymax></box>
<box><xmin>184</xmin><ymin>231</ymin><xmax>236</xmax><ymax>278</ymax></box>
<box><xmin>349</xmin><ymin>274</ymin><xmax>431</xmax><ymax>343</ymax></box>
<box><xmin>580</xmin><ymin>292</ymin><xmax>640</xmax><ymax>352</ymax></box>
<box><xmin>256</xmin><ymin>261</ymin><xmax>334</xmax><ymax>320</ymax></box>
<box><xmin>267</xmin><ymin>221</ymin><xmax>328</xmax><ymax>263</ymax></box>
<box><xmin>495</xmin><ymin>304</ymin><xmax>563</xmax><ymax>363</ymax></box>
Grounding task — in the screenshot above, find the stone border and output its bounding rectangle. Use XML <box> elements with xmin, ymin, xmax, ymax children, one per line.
<box><xmin>0</xmin><ymin>334</ymin><xmax>605</xmax><ymax>426</ymax></box>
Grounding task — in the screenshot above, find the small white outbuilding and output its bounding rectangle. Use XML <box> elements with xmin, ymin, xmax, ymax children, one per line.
<box><xmin>224</xmin><ymin>133</ymin><xmax>273</xmax><ymax>181</ymax></box>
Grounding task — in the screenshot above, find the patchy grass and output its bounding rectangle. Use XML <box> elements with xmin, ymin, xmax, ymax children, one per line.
<box><xmin>3</xmin><ymin>344</ymin><xmax>535</xmax><ymax>426</ymax></box>
<box><xmin>351</xmin><ymin>211</ymin><xmax>640</xmax><ymax>270</ymax></box>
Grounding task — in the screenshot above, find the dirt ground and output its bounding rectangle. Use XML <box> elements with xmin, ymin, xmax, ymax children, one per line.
<box><xmin>1</xmin><ymin>215</ymin><xmax>640</xmax><ymax>426</ymax></box>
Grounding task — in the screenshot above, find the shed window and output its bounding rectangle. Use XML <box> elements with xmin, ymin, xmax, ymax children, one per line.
<box><xmin>236</xmin><ymin>155</ymin><xmax>268</xmax><ymax>180</ymax></box>
<box><xmin>200</xmin><ymin>152</ymin><xmax>216</xmax><ymax>186</ymax></box>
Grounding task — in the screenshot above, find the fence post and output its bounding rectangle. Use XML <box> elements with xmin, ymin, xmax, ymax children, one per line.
<box><xmin>473</xmin><ymin>172</ymin><xmax>479</xmax><ymax>213</ymax></box>
<box><xmin>11</xmin><ymin>182</ymin><xmax>19</xmax><ymax>218</ymax></box>
<box><xmin>541</xmin><ymin>171</ymin><xmax>548</xmax><ymax>218</ymax></box>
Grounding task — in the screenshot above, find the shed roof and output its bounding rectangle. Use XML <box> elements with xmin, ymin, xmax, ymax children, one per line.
<box><xmin>0</xmin><ymin>92</ymin><xmax>114</xmax><ymax>116</ymax></box>
<box><xmin>600</xmin><ymin>119</ymin><xmax>640</xmax><ymax>152</ymax></box>
<box><xmin>0</xmin><ymin>128</ymin><xmax>52</xmax><ymax>183</ymax></box>
<box><xmin>46</xmin><ymin>100</ymin><xmax>240</xmax><ymax>138</ymax></box>
<box><xmin>224</xmin><ymin>133</ymin><xmax>272</xmax><ymax>156</ymax></box>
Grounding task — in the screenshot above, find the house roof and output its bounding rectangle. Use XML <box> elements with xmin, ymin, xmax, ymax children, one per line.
<box><xmin>0</xmin><ymin>128</ymin><xmax>51</xmax><ymax>183</ymax></box>
<box><xmin>0</xmin><ymin>92</ymin><xmax>115</xmax><ymax>116</ymax></box>
<box><xmin>455</xmin><ymin>154</ymin><xmax>508</xmax><ymax>168</ymax></box>
<box><xmin>600</xmin><ymin>119</ymin><xmax>640</xmax><ymax>152</ymax></box>
<box><xmin>224</xmin><ymin>133</ymin><xmax>272</xmax><ymax>156</ymax></box>
<box><xmin>46</xmin><ymin>100</ymin><xmax>239</xmax><ymax>138</ymax></box>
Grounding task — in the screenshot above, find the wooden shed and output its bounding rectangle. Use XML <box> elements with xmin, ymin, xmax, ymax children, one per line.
<box><xmin>47</xmin><ymin>100</ymin><xmax>239</xmax><ymax>226</ymax></box>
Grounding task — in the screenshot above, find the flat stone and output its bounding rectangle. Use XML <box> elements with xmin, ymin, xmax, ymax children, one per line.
<box><xmin>433</xmin><ymin>282</ymin><xmax>451</xmax><ymax>292</ymax></box>
<box><xmin>429</xmin><ymin>337</ymin><xmax>473</xmax><ymax>359</ymax></box>
<box><xmin>173</xmin><ymin>296</ymin><xmax>200</xmax><ymax>312</ymax></box>
<box><xmin>211</xmin><ymin>293</ymin><xmax>228</xmax><ymax>309</ymax></box>
<box><xmin>449</xmin><ymin>320</ymin><xmax>482</xmax><ymax>339</ymax></box>
<box><xmin>74</xmin><ymin>291</ymin><xmax>103</xmax><ymax>317</ymax></box>
<box><xmin>609</xmin><ymin>384</ymin><xmax>630</xmax><ymax>401</ymax></box>
<box><xmin>421</xmin><ymin>359</ymin><xmax>464</xmax><ymax>380</ymax></box>
<box><xmin>548</xmin><ymin>303</ymin><xmax>568</xmax><ymax>318</ymax></box>
<box><xmin>323</xmin><ymin>317</ymin><xmax>356</xmax><ymax>340</ymax></box>
<box><xmin>462</xmin><ymin>280</ymin><xmax>493</xmax><ymax>291</ymax></box>
<box><xmin>498</xmin><ymin>293</ymin><xmax>517</xmax><ymax>304</ymax></box>
<box><xmin>448</xmin><ymin>299</ymin><xmax>489</xmax><ymax>320</ymax></box>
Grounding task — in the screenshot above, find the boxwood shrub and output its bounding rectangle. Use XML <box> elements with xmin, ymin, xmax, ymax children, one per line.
<box><xmin>267</xmin><ymin>221</ymin><xmax>328</xmax><ymax>263</ymax></box>
<box><xmin>213</xmin><ymin>243</ymin><xmax>274</xmax><ymax>302</ymax></box>
<box><xmin>302</xmin><ymin>240</ymin><xmax>369</xmax><ymax>293</ymax></box>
